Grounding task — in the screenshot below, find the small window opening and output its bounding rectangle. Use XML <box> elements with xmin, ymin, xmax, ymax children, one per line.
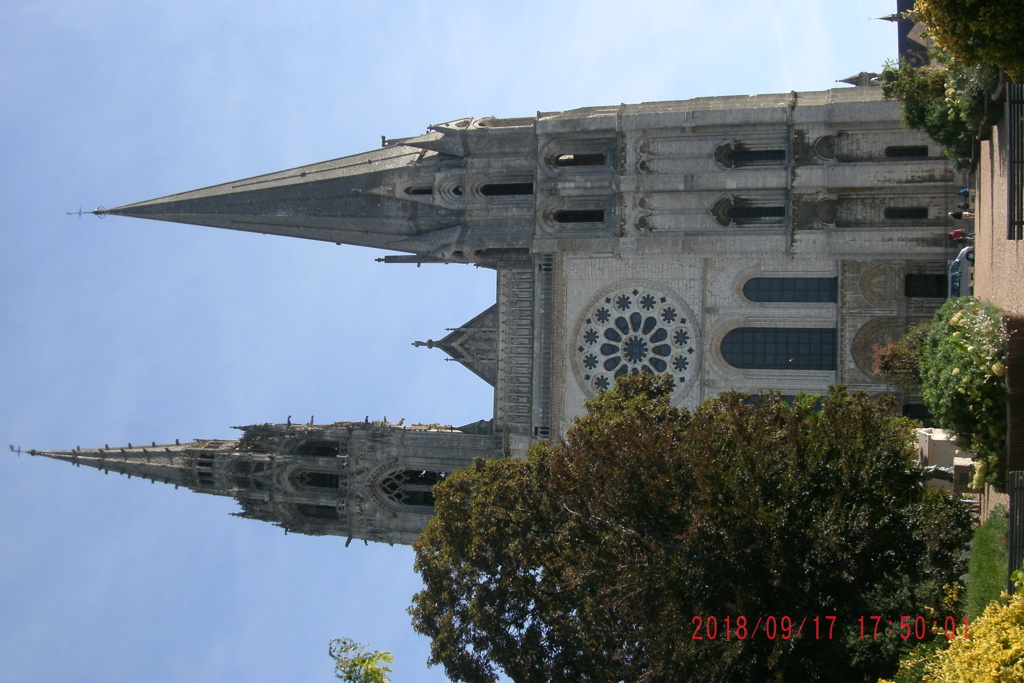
<box><xmin>554</xmin><ymin>209</ymin><xmax>605</xmax><ymax>223</ymax></box>
<box><xmin>904</xmin><ymin>274</ymin><xmax>947</xmax><ymax>298</ymax></box>
<box><xmin>732</xmin><ymin>149</ymin><xmax>786</xmax><ymax>164</ymax></box>
<box><xmin>294</xmin><ymin>440</ymin><xmax>339</xmax><ymax>457</ymax></box>
<box><xmin>728</xmin><ymin>206</ymin><xmax>786</xmax><ymax>220</ymax></box>
<box><xmin>884</xmin><ymin>207</ymin><xmax>929</xmax><ymax>220</ymax></box>
<box><xmin>884</xmin><ymin>146</ymin><xmax>929</xmax><ymax>158</ymax></box>
<box><xmin>452</xmin><ymin>186</ymin><xmax>463</xmax><ymax>196</ymax></box>
<box><xmin>480</xmin><ymin>182</ymin><xmax>534</xmax><ymax>196</ymax></box>
<box><xmin>296</xmin><ymin>504</ymin><xmax>338</xmax><ymax>520</ymax></box>
<box><xmin>404</xmin><ymin>186</ymin><xmax>433</xmax><ymax>196</ymax></box>
<box><xmin>298</xmin><ymin>471</ymin><xmax>340</xmax><ymax>489</ymax></box>
<box><xmin>554</xmin><ymin>153</ymin><xmax>606</xmax><ymax>167</ymax></box>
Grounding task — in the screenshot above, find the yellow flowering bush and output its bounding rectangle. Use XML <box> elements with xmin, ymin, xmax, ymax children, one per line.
<box><xmin>925</xmin><ymin>592</ymin><xmax>1024</xmax><ymax>681</ymax></box>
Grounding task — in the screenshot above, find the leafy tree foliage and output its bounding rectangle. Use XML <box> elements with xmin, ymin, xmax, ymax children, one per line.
<box><xmin>918</xmin><ymin>297</ymin><xmax>1008</xmax><ymax>489</ymax></box>
<box><xmin>329</xmin><ymin>638</ymin><xmax>393</xmax><ymax>683</ymax></box>
<box><xmin>410</xmin><ymin>376</ymin><xmax>972</xmax><ymax>682</ymax></box>
<box><xmin>881</xmin><ymin>57</ymin><xmax>999</xmax><ymax>168</ymax></box>
<box><xmin>913</xmin><ymin>0</ymin><xmax>1024</xmax><ymax>82</ymax></box>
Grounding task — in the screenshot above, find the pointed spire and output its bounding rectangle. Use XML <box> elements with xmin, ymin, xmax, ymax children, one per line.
<box><xmin>27</xmin><ymin>441</ymin><xmax>205</xmax><ymax>490</ymax></box>
<box><xmin>96</xmin><ymin>144</ymin><xmax>463</xmax><ymax>254</ymax></box>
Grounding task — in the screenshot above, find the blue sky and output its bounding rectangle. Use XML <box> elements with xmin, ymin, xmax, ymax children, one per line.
<box><xmin>1</xmin><ymin>2</ymin><xmax>900</xmax><ymax>680</ymax></box>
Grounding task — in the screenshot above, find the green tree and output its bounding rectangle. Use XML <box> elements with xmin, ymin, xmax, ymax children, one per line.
<box><xmin>410</xmin><ymin>376</ymin><xmax>972</xmax><ymax>683</ymax></box>
<box><xmin>913</xmin><ymin>0</ymin><xmax>1024</xmax><ymax>82</ymax></box>
<box><xmin>881</xmin><ymin>57</ymin><xmax>999</xmax><ymax>168</ymax></box>
<box><xmin>329</xmin><ymin>638</ymin><xmax>393</xmax><ymax>683</ymax></box>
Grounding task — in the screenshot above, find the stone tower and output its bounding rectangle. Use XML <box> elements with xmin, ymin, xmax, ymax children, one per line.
<box><xmin>32</xmin><ymin>84</ymin><xmax>957</xmax><ymax>544</ymax></box>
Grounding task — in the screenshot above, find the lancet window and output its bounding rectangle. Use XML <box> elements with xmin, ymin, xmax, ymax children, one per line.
<box><xmin>721</xmin><ymin>327</ymin><xmax>837</xmax><ymax>370</ymax></box>
<box><xmin>378</xmin><ymin>470</ymin><xmax>448</xmax><ymax>508</ymax></box>
<box><xmin>743</xmin><ymin>277</ymin><xmax>838</xmax><ymax>303</ymax></box>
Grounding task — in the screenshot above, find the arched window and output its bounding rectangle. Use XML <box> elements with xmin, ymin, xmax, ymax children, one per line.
<box><xmin>884</xmin><ymin>145</ymin><xmax>929</xmax><ymax>158</ymax></box>
<box><xmin>295</xmin><ymin>471</ymin><xmax>340</xmax><ymax>490</ymax></box>
<box><xmin>379</xmin><ymin>470</ymin><xmax>448</xmax><ymax>508</ymax></box>
<box><xmin>294</xmin><ymin>440</ymin><xmax>341</xmax><ymax>457</ymax></box>
<box><xmin>721</xmin><ymin>328</ymin><xmax>837</xmax><ymax>370</ymax></box>
<box><xmin>743</xmin><ymin>277</ymin><xmax>838</xmax><ymax>303</ymax></box>
<box><xmin>480</xmin><ymin>182</ymin><xmax>534</xmax><ymax>196</ymax></box>
<box><xmin>884</xmin><ymin>207</ymin><xmax>929</xmax><ymax>220</ymax></box>
<box><xmin>715</xmin><ymin>143</ymin><xmax>786</xmax><ymax>168</ymax></box>
<box><xmin>712</xmin><ymin>197</ymin><xmax>786</xmax><ymax>226</ymax></box>
<box><xmin>554</xmin><ymin>209</ymin><xmax>605</xmax><ymax>223</ymax></box>
<box><xmin>296</xmin><ymin>504</ymin><xmax>338</xmax><ymax>520</ymax></box>
<box><xmin>904</xmin><ymin>274</ymin><xmax>946</xmax><ymax>298</ymax></box>
<box><xmin>728</xmin><ymin>206</ymin><xmax>786</xmax><ymax>220</ymax></box>
<box><xmin>404</xmin><ymin>186</ymin><xmax>433</xmax><ymax>196</ymax></box>
<box><xmin>553</xmin><ymin>153</ymin><xmax>607</xmax><ymax>167</ymax></box>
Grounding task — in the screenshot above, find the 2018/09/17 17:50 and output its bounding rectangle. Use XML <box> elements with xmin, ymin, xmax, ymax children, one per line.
<box><xmin>690</xmin><ymin>615</ymin><xmax>970</xmax><ymax>641</ymax></box>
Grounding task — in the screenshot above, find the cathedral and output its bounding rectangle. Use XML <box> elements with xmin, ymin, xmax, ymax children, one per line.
<box><xmin>29</xmin><ymin>84</ymin><xmax>958</xmax><ymax>545</ymax></box>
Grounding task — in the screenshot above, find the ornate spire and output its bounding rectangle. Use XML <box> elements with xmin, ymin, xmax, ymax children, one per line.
<box><xmin>27</xmin><ymin>420</ymin><xmax>498</xmax><ymax>545</ymax></box>
<box><xmin>26</xmin><ymin>440</ymin><xmax>209</xmax><ymax>491</ymax></box>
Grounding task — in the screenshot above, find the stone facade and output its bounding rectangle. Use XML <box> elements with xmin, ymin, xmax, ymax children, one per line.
<box><xmin>34</xmin><ymin>85</ymin><xmax>958</xmax><ymax>544</ymax></box>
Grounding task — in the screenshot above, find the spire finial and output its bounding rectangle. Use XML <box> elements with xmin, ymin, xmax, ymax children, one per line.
<box><xmin>67</xmin><ymin>207</ymin><xmax>105</xmax><ymax>219</ymax></box>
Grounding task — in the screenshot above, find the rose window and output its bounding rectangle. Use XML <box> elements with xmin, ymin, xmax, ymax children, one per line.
<box><xmin>574</xmin><ymin>283</ymin><xmax>700</xmax><ymax>402</ymax></box>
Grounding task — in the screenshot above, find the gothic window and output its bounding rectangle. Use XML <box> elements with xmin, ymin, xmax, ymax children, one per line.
<box><xmin>904</xmin><ymin>274</ymin><xmax>947</xmax><ymax>298</ymax></box>
<box><xmin>721</xmin><ymin>328</ymin><xmax>837</xmax><ymax>370</ymax></box>
<box><xmin>296</xmin><ymin>504</ymin><xmax>338</xmax><ymax>520</ymax></box>
<box><xmin>884</xmin><ymin>207</ymin><xmax>929</xmax><ymax>220</ymax></box>
<box><xmin>379</xmin><ymin>470</ymin><xmax>447</xmax><ymax>508</ymax></box>
<box><xmin>294</xmin><ymin>440</ymin><xmax>341</xmax><ymax>457</ymax></box>
<box><xmin>480</xmin><ymin>182</ymin><xmax>534</xmax><ymax>196</ymax></box>
<box><xmin>232</xmin><ymin>460</ymin><xmax>270</xmax><ymax>489</ymax></box>
<box><xmin>554</xmin><ymin>153</ymin><xmax>607</xmax><ymax>167</ymax></box>
<box><xmin>884</xmin><ymin>145</ymin><xmax>929</xmax><ymax>158</ymax></box>
<box><xmin>195</xmin><ymin>451</ymin><xmax>216</xmax><ymax>487</ymax></box>
<box><xmin>728</xmin><ymin>206</ymin><xmax>786</xmax><ymax>220</ymax></box>
<box><xmin>715</xmin><ymin>143</ymin><xmax>786</xmax><ymax>168</ymax></box>
<box><xmin>712</xmin><ymin>197</ymin><xmax>786</xmax><ymax>226</ymax></box>
<box><xmin>296</xmin><ymin>471</ymin><xmax>340</xmax><ymax>490</ymax></box>
<box><xmin>743</xmin><ymin>277</ymin><xmax>838</xmax><ymax>303</ymax></box>
<box><xmin>554</xmin><ymin>209</ymin><xmax>605</xmax><ymax>223</ymax></box>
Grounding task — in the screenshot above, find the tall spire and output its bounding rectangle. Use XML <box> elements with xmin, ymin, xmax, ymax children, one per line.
<box><xmin>26</xmin><ymin>440</ymin><xmax>207</xmax><ymax>491</ymax></box>
<box><xmin>96</xmin><ymin>144</ymin><xmax>461</xmax><ymax>253</ymax></box>
<box><xmin>28</xmin><ymin>419</ymin><xmax>499</xmax><ymax>545</ymax></box>
<box><xmin>96</xmin><ymin>116</ymin><xmax>539</xmax><ymax>265</ymax></box>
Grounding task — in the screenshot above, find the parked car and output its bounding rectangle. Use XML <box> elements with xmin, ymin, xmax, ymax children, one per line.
<box><xmin>947</xmin><ymin>245</ymin><xmax>974</xmax><ymax>298</ymax></box>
